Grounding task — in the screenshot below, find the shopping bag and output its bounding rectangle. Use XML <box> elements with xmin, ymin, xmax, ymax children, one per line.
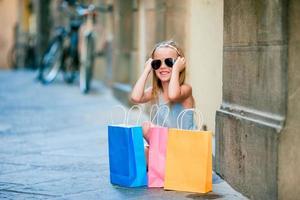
<box><xmin>164</xmin><ymin>109</ymin><xmax>212</xmax><ymax>193</ymax></box>
<box><xmin>147</xmin><ymin>105</ymin><xmax>169</xmax><ymax>187</ymax></box>
<box><xmin>108</xmin><ymin>105</ymin><xmax>147</xmax><ymax>187</ymax></box>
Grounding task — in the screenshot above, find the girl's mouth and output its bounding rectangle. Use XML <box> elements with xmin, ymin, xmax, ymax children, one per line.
<box><xmin>159</xmin><ymin>71</ymin><xmax>170</xmax><ymax>76</ymax></box>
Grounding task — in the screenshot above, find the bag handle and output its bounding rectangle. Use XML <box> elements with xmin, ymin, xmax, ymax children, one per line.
<box><xmin>150</xmin><ymin>104</ymin><xmax>170</xmax><ymax>127</ymax></box>
<box><xmin>126</xmin><ymin>105</ymin><xmax>143</xmax><ymax>125</ymax></box>
<box><xmin>158</xmin><ymin>105</ymin><xmax>170</xmax><ymax>127</ymax></box>
<box><xmin>149</xmin><ymin>104</ymin><xmax>159</xmax><ymax>123</ymax></box>
<box><xmin>110</xmin><ymin>105</ymin><xmax>127</xmax><ymax>124</ymax></box>
<box><xmin>176</xmin><ymin>108</ymin><xmax>203</xmax><ymax>130</ymax></box>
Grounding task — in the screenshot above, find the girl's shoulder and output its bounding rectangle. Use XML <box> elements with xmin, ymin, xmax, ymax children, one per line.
<box><xmin>182</xmin><ymin>83</ymin><xmax>192</xmax><ymax>90</ymax></box>
<box><xmin>181</xmin><ymin>84</ymin><xmax>194</xmax><ymax>108</ymax></box>
<box><xmin>142</xmin><ymin>87</ymin><xmax>153</xmax><ymax>103</ymax></box>
<box><xmin>182</xmin><ymin>95</ymin><xmax>195</xmax><ymax>108</ymax></box>
<box><xmin>181</xmin><ymin>83</ymin><xmax>193</xmax><ymax>97</ymax></box>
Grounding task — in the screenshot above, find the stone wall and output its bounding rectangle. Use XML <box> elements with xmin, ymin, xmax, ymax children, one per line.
<box><xmin>215</xmin><ymin>0</ymin><xmax>288</xmax><ymax>199</ymax></box>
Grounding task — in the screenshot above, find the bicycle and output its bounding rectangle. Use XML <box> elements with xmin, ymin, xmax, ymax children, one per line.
<box><xmin>79</xmin><ymin>4</ymin><xmax>113</xmax><ymax>93</ymax></box>
<box><xmin>78</xmin><ymin>3</ymin><xmax>112</xmax><ymax>93</ymax></box>
<box><xmin>38</xmin><ymin>0</ymin><xmax>82</xmax><ymax>84</ymax></box>
<box><xmin>38</xmin><ymin>0</ymin><xmax>112</xmax><ymax>94</ymax></box>
<box><xmin>78</xmin><ymin>5</ymin><xmax>97</xmax><ymax>93</ymax></box>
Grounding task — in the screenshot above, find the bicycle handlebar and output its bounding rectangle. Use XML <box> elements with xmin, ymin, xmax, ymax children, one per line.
<box><xmin>60</xmin><ymin>1</ymin><xmax>113</xmax><ymax>18</ymax></box>
<box><xmin>77</xmin><ymin>4</ymin><xmax>113</xmax><ymax>16</ymax></box>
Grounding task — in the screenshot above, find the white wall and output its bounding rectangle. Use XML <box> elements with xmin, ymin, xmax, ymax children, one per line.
<box><xmin>186</xmin><ymin>0</ymin><xmax>223</xmax><ymax>137</ymax></box>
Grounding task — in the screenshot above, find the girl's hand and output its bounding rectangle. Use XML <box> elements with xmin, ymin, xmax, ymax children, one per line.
<box><xmin>173</xmin><ymin>56</ymin><xmax>186</xmax><ymax>73</ymax></box>
<box><xmin>144</xmin><ymin>58</ymin><xmax>153</xmax><ymax>74</ymax></box>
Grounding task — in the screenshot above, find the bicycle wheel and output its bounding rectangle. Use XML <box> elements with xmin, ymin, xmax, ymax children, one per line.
<box><xmin>24</xmin><ymin>45</ymin><xmax>37</xmax><ymax>70</ymax></box>
<box><xmin>39</xmin><ymin>39</ymin><xmax>63</xmax><ymax>84</ymax></box>
<box><xmin>61</xmin><ymin>50</ymin><xmax>77</xmax><ymax>84</ymax></box>
<box><xmin>80</xmin><ymin>33</ymin><xmax>95</xmax><ymax>94</ymax></box>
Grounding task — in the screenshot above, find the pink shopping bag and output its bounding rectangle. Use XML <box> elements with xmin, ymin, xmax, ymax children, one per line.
<box><xmin>148</xmin><ymin>105</ymin><xmax>169</xmax><ymax>187</ymax></box>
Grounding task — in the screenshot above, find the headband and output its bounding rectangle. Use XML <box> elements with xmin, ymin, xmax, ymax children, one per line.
<box><xmin>155</xmin><ymin>44</ymin><xmax>181</xmax><ymax>56</ymax></box>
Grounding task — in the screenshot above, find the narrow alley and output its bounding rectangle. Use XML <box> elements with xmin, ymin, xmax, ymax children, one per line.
<box><xmin>0</xmin><ymin>70</ymin><xmax>247</xmax><ymax>200</ymax></box>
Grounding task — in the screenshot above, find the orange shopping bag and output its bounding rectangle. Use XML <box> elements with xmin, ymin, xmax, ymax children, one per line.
<box><xmin>164</xmin><ymin>109</ymin><xmax>212</xmax><ymax>193</ymax></box>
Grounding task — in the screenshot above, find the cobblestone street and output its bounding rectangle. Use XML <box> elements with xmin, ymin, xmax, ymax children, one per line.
<box><xmin>0</xmin><ymin>70</ymin><xmax>247</xmax><ymax>199</ymax></box>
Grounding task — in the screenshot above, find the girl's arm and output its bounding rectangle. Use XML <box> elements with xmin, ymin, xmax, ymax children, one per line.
<box><xmin>131</xmin><ymin>59</ymin><xmax>153</xmax><ymax>103</ymax></box>
<box><xmin>168</xmin><ymin>57</ymin><xmax>192</xmax><ymax>102</ymax></box>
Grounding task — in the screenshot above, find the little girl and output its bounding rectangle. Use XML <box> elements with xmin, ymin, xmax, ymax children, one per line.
<box><xmin>131</xmin><ymin>40</ymin><xmax>195</xmax><ymax>146</ymax></box>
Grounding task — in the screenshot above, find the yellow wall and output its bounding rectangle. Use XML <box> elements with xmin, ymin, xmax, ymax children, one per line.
<box><xmin>187</xmin><ymin>0</ymin><xmax>223</xmax><ymax>137</ymax></box>
<box><xmin>0</xmin><ymin>0</ymin><xmax>18</xmax><ymax>68</ymax></box>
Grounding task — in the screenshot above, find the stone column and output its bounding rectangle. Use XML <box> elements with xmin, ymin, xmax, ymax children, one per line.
<box><xmin>278</xmin><ymin>1</ymin><xmax>300</xmax><ymax>199</ymax></box>
<box><xmin>111</xmin><ymin>0</ymin><xmax>134</xmax><ymax>104</ymax></box>
<box><xmin>135</xmin><ymin>0</ymin><xmax>165</xmax><ymax>89</ymax></box>
<box><xmin>112</xmin><ymin>0</ymin><xmax>132</xmax><ymax>84</ymax></box>
<box><xmin>215</xmin><ymin>1</ymin><xmax>289</xmax><ymax>200</ymax></box>
<box><xmin>164</xmin><ymin>0</ymin><xmax>187</xmax><ymax>51</ymax></box>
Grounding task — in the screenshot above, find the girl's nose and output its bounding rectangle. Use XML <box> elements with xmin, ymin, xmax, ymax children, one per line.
<box><xmin>160</xmin><ymin>62</ymin><xmax>168</xmax><ymax>69</ymax></box>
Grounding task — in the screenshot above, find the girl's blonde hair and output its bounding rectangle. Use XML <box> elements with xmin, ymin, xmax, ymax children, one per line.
<box><xmin>150</xmin><ymin>40</ymin><xmax>186</xmax><ymax>102</ymax></box>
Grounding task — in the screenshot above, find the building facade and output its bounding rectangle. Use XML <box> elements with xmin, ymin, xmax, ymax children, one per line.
<box><xmin>1</xmin><ymin>1</ymin><xmax>299</xmax><ymax>199</ymax></box>
<box><xmin>0</xmin><ymin>0</ymin><xmax>20</xmax><ymax>69</ymax></box>
<box><xmin>111</xmin><ymin>1</ymin><xmax>300</xmax><ymax>200</ymax></box>
<box><xmin>111</xmin><ymin>0</ymin><xmax>223</xmax><ymax>136</ymax></box>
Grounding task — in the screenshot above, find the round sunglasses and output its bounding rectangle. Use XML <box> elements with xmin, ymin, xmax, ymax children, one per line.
<box><xmin>151</xmin><ymin>58</ymin><xmax>176</xmax><ymax>70</ymax></box>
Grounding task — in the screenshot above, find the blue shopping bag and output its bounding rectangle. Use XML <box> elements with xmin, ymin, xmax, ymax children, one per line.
<box><xmin>108</xmin><ymin>105</ymin><xmax>147</xmax><ymax>187</ymax></box>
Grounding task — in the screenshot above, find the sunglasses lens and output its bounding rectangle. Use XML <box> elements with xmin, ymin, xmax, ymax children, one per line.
<box><xmin>151</xmin><ymin>60</ymin><xmax>161</xmax><ymax>70</ymax></box>
<box><xmin>165</xmin><ymin>58</ymin><xmax>175</xmax><ymax>68</ymax></box>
